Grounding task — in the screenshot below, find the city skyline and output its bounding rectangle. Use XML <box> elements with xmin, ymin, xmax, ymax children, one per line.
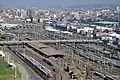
<box><xmin>0</xmin><ymin>0</ymin><xmax>120</xmax><ymax>8</ymax></box>
<box><xmin>0</xmin><ymin>0</ymin><xmax>120</xmax><ymax>79</ymax></box>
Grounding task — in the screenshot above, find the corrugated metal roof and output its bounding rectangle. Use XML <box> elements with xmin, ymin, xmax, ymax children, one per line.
<box><xmin>27</xmin><ymin>42</ymin><xmax>63</xmax><ymax>57</ymax></box>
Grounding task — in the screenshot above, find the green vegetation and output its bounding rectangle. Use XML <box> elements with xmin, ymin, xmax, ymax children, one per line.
<box><xmin>0</xmin><ymin>58</ymin><xmax>20</xmax><ymax>80</ymax></box>
<box><xmin>77</xmin><ymin>70</ymin><xmax>85</xmax><ymax>80</ymax></box>
<box><xmin>111</xmin><ymin>51</ymin><xmax>119</xmax><ymax>55</ymax></box>
<box><xmin>112</xmin><ymin>68</ymin><xmax>120</xmax><ymax>76</ymax></box>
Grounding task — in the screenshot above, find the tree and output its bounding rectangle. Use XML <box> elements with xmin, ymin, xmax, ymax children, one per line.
<box><xmin>102</xmin><ymin>39</ymin><xmax>110</xmax><ymax>48</ymax></box>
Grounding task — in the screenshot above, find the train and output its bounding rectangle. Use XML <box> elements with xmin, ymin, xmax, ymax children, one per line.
<box><xmin>7</xmin><ymin>46</ymin><xmax>53</xmax><ymax>80</ymax></box>
<box><xmin>21</xmin><ymin>53</ymin><xmax>53</xmax><ymax>78</ymax></box>
<box><xmin>19</xmin><ymin>52</ymin><xmax>53</xmax><ymax>79</ymax></box>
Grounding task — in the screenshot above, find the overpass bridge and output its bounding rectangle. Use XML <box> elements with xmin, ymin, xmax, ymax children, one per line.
<box><xmin>0</xmin><ymin>39</ymin><xmax>103</xmax><ymax>45</ymax></box>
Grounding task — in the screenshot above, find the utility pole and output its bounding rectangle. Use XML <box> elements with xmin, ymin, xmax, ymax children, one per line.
<box><xmin>12</xmin><ymin>57</ymin><xmax>17</xmax><ymax>79</ymax></box>
<box><xmin>15</xmin><ymin>65</ymin><xmax>17</xmax><ymax>79</ymax></box>
<box><xmin>7</xmin><ymin>54</ymin><xmax>10</xmax><ymax>64</ymax></box>
<box><xmin>85</xmin><ymin>65</ymin><xmax>88</xmax><ymax>80</ymax></box>
<box><xmin>100</xmin><ymin>51</ymin><xmax>102</xmax><ymax>74</ymax></box>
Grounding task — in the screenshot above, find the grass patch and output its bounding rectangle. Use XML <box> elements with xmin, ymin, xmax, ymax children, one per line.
<box><xmin>0</xmin><ymin>58</ymin><xmax>15</xmax><ymax>80</ymax></box>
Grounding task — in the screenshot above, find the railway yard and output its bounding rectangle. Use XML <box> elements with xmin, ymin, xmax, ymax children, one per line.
<box><xmin>0</xmin><ymin>24</ymin><xmax>120</xmax><ymax>80</ymax></box>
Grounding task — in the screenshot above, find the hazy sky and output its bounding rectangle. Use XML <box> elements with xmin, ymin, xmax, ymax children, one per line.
<box><xmin>0</xmin><ymin>0</ymin><xmax>120</xmax><ymax>8</ymax></box>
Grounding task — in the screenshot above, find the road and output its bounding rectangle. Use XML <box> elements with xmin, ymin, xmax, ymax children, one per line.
<box><xmin>0</xmin><ymin>39</ymin><xmax>102</xmax><ymax>44</ymax></box>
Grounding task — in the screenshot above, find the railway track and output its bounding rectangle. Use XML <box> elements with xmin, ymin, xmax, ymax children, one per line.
<box><xmin>43</xmin><ymin>32</ymin><xmax>120</xmax><ymax>68</ymax></box>
<box><xmin>7</xmin><ymin>46</ymin><xmax>55</xmax><ymax>80</ymax></box>
<box><xmin>66</xmin><ymin>43</ymin><xmax>120</xmax><ymax>68</ymax></box>
<box><xmin>93</xmin><ymin>71</ymin><xmax>116</xmax><ymax>80</ymax></box>
<box><xmin>75</xmin><ymin>44</ymin><xmax>120</xmax><ymax>68</ymax></box>
<box><xmin>25</xmin><ymin>31</ymin><xmax>119</xmax><ymax>79</ymax></box>
<box><xmin>7</xmin><ymin>27</ymin><xmax>119</xmax><ymax>80</ymax></box>
<box><xmin>41</xmin><ymin>32</ymin><xmax>120</xmax><ymax>79</ymax></box>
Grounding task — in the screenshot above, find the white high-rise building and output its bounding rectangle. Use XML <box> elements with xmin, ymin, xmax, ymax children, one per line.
<box><xmin>71</xmin><ymin>12</ymin><xmax>80</xmax><ymax>20</ymax></box>
<box><xmin>117</xmin><ymin>6</ymin><xmax>120</xmax><ymax>12</ymax></box>
<box><xmin>20</xmin><ymin>9</ymin><xmax>27</xmax><ymax>19</ymax></box>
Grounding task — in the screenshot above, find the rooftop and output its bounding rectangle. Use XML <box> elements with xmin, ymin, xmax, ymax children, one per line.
<box><xmin>26</xmin><ymin>42</ymin><xmax>64</xmax><ymax>57</ymax></box>
<box><xmin>94</xmin><ymin>21</ymin><xmax>119</xmax><ymax>25</ymax></box>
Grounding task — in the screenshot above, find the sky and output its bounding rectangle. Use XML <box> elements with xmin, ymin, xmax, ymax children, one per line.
<box><xmin>0</xmin><ymin>0</ymin><xmax>120</xmax><ymax>8</ymax></box>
